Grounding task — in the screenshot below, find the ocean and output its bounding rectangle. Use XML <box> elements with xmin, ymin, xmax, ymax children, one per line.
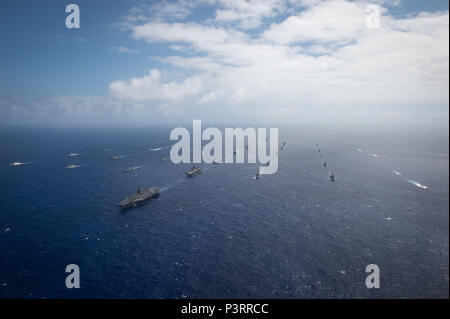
<box><xmin>0</xmin><ymin>126</ymin><xmax>448</xmax><ymax>298</ymax></box>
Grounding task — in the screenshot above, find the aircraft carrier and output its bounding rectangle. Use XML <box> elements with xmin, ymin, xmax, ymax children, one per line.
<box><xmin>118</xmin><ymin>186</ymin><xmax>160</xmax><ymax>208</ymax></box>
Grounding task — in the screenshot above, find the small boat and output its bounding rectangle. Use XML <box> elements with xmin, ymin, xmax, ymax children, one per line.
<box><xmin>66</xmin><ymin>164</ymin><xmax>80</xmax><ymax>169</ymax></box>
<box><xmin>185</xmin><ymin>166</ymin><xmax>203</xmax><ymax>177</ymax></box>
<box><xmin>111</xmin><ymin>155</ymin><xmax>124</xmax><ymax>160</ymax></box>
<box><xmin>330</xmin><ymin>172</ymin><xmax>335</xmax><ymax>182</ymax></box>
<box><xmin>68</xmin><ymin>153</ymin><xmax>79</xmax><ymax>157</ymax></box>
<box><xmin>123</xmin><ymin>167</ymin><xmax>133</xmax><ymax>172</ymax></box>
<box><xmin>9</xmin><ymin>162</ymin><xmax>25</xmax><ymax>166</ymax></box>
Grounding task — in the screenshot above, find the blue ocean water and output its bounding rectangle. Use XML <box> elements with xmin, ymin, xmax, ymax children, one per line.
<box><xmin>0</xmin><ymin>126</ymin><xmax>448</xmax><ymax>298</ymax></box>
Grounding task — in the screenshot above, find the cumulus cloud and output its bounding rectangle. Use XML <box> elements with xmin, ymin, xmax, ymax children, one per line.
<box><xmin>109</xmin><ymin>69</ymin><xmax>204</xmax><ymax>103</ymax></box>
<box><xmin>123</xmin><ymin>0</ymin><xmax>288</xmax><ymax>29</ymax></box>
<box><xmin>263</xmin><ymin>0</ymin><xmax>370</xmax><ymax>44</ymax></box>
<box><xmin>112</xmin><ymin>0</ymin><xmax>448</xmax><ymax>125</ymax></box>
<box><xmin>6</xmin><ymin>0</ymin><xmax>447</xmax><ymax>126</ymax></box>
<box><xmin>132</xmin><ymin>22</ymin><xmax>248</xmax><ymax>50</ymax></box>
<box><xmin>215</xmin><ymin>0</ymin><xmax>286</xmax><ymax>29</ymax></box>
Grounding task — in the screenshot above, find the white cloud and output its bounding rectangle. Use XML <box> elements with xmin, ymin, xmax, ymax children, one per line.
<box><xmin>157</xmin><ymin>56</ymin><xmax>224</xmax><ymax>71</ymax></box>
<box><xmin>3</xmin><ymin>1</ymin><xmax>448</xmax><ymax>126</ymax></box>
<box><xmin>123</xmin><ymin>0</ymin><xmax>216</xmax><ymax>24</ymax></box>
<box><xmin>132</xmin><ymin>22</ymin><xmax>248</xmax><ymax>49</ymax></box>
<box><xmin>109</xmin><ymin>69</ymin><xmax>204</xmax><ymax>103</ymax></box>
<box><xmin>215</xmin><ymin>0</ymin><xmax>286</xmax><ymax>29</ymax></box>
<box><xmin>124</xmin><ymin>0</ymin><xmax>287</xmax><ymax>29</ymax></box>
<box><xmin>198</xmin><ymin>90</ymin><xmax>225</xmax><ymax>103</ymax></box>
<box><xmin>263</xmin><ymin>0</ymin><xmax>369</xmax><ymax>44</ymax></box>
<box><xmin>109</xmin><ymin>46</ymin><xmax>141</xmax><ymax>54</ymax></box>
<box><xmin>106</xmin><ymin>0</ymin><xmax>449</xmax><ymax>124</ymax></box>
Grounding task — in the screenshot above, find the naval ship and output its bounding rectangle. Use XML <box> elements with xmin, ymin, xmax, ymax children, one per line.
<box><xmin>185</xmin><ymin>166</ymin><xmax>203</xmax><ymax>177</ymax></box>
<box><xmin>9</xmin><ymin>162</ymin><xmax>25</xmax><ymax>166</ymax></box>
<box><xmin>118</xmin><ymin>186</ymin><xmax>160</xmax><ymax>208</ymax></box>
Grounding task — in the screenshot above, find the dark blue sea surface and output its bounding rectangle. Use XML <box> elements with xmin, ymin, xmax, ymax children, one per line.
<box><xmin>0</xmin><ymin>126</ymin><xmax>448</xmax><ymax>298</ymax></box>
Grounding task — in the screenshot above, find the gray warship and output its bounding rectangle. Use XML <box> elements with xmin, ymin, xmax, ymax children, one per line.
<box><xmin>118</xmin><ymin>186</ymin><xmax>160</xmax><ymax>208</ymax></box>
<box><xmin>185</xmin><ymin>165</ymin><xmax>203</xmax><ymax>177</ymax></box>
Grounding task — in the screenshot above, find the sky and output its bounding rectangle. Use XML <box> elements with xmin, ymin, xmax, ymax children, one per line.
<box><xmin>0</xmin><ymin>0</ymin><xmax>448</xmax><ymax>127</ymax></box>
